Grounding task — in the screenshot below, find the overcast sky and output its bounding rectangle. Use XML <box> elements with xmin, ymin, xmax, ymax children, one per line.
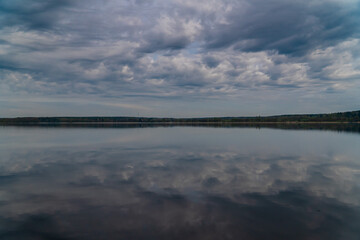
<box><xmin>0</xmin><ymin>0</ymin><xmax>359</xmax><ymax>117</ymax></box>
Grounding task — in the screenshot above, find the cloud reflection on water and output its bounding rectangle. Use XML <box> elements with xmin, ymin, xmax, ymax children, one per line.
<box><xmin>0</xmin><ymin>126</ymin><xmax>360</xmax><ymax>239</ymax></box>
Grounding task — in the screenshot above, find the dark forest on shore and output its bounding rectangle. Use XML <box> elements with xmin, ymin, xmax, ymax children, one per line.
<box><xmin>1</xmin><ymin>110</ymin><xmax>360</xmax><ymax>124</ymax></box>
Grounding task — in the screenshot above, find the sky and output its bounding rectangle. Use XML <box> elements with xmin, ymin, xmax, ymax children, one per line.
<box><xmin>0</xmin><ymin>0</ymin><xmax>360</xmax><ymax>117</ymax></box>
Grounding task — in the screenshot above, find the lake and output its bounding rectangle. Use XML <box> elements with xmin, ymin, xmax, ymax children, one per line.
<box><xmin>1</xmin><ymin>125</ymin><xmax>360</xmax><ymax>239</ymax></box>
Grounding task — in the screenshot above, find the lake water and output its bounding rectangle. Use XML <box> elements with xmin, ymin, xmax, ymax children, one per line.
<box><xmin>1</xmin><ymin>125</ymin><xmax>360</xmax><ymax>239</ymax></box>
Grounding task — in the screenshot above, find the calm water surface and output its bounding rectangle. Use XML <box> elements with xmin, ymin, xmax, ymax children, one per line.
<box><xmin>1</xmin><ymin>126</ymin><xmax>360</xmax><ymax>239</ymax></box>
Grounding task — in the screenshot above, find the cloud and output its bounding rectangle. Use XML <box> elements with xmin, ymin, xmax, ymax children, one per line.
<box><xmin>140</xmin><ymin>15</ymin><xmax>202</xmax><ymax>53</ymax></box>
<box><xmin>308</xmin><ymin>39</ymin><xmax>360</xmax><ymax>80</ymax></box>
<box><xmin>203</xmin><ymin>0</ymin><xmax>360</xmax><ymax>55</ymax></box>
<box><xmin>0</xmin><ymin>0</ymin><xmax>73</xmax><ymax>30</ymax></box>
<box><xmin>0</xmin><ymin>0</ymin><xmax>359</xmax><ymax>116</ymax></box>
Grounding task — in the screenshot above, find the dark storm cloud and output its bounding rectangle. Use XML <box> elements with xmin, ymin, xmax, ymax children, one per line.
<box><xmin>0</xmin><ymin>0</ymin><xmax>73</xmax><ymax>30</ymax></box>
<box><xmin>204</xmin><ymin>0</ymin><xmax>360</xmax><ymax>55</ymax></box>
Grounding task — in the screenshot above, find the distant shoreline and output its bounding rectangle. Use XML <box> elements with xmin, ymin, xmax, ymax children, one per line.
<box><xmin>1</xmin><ymin>110</ymin><xmax>360</xmax><ymax>124</ymax></box>
<box><xmin>1</xmin><ymin>121</ymin><xmax>360</xmax><ymax>124</ymax></box>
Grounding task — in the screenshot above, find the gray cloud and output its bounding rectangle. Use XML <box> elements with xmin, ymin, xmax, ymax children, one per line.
<box><xmin>0</xmin><ymin>0</ymin><xmax>359</xmax><ymax>116</ymax></box>
<box><xmin>203</xmin><ymin>0</ymin><xmax>360</xmax><ymax>55</ymax></box>
<box><xmin>0</xmin><ymin>0</ymin><xmax>73</xmax><ymax>31</ymax></box>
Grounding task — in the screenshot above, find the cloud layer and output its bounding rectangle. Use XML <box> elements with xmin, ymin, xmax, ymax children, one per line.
<box><xmin>0</xmin><ymin>0</ymin><xmax>359</xmax><ymax>116</ymax></box>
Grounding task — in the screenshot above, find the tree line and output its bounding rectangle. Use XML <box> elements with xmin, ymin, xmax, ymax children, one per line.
<box><xmin>1</xmin><ymin>110</ymin><xmax>360</xmax><ymax>123</ymax></box>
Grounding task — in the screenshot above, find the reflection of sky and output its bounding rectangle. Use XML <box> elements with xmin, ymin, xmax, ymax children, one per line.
<box><xmin>0</xmin><ymin>127</ymin><xmax>360</xmax><ymax>239</ymax></box>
